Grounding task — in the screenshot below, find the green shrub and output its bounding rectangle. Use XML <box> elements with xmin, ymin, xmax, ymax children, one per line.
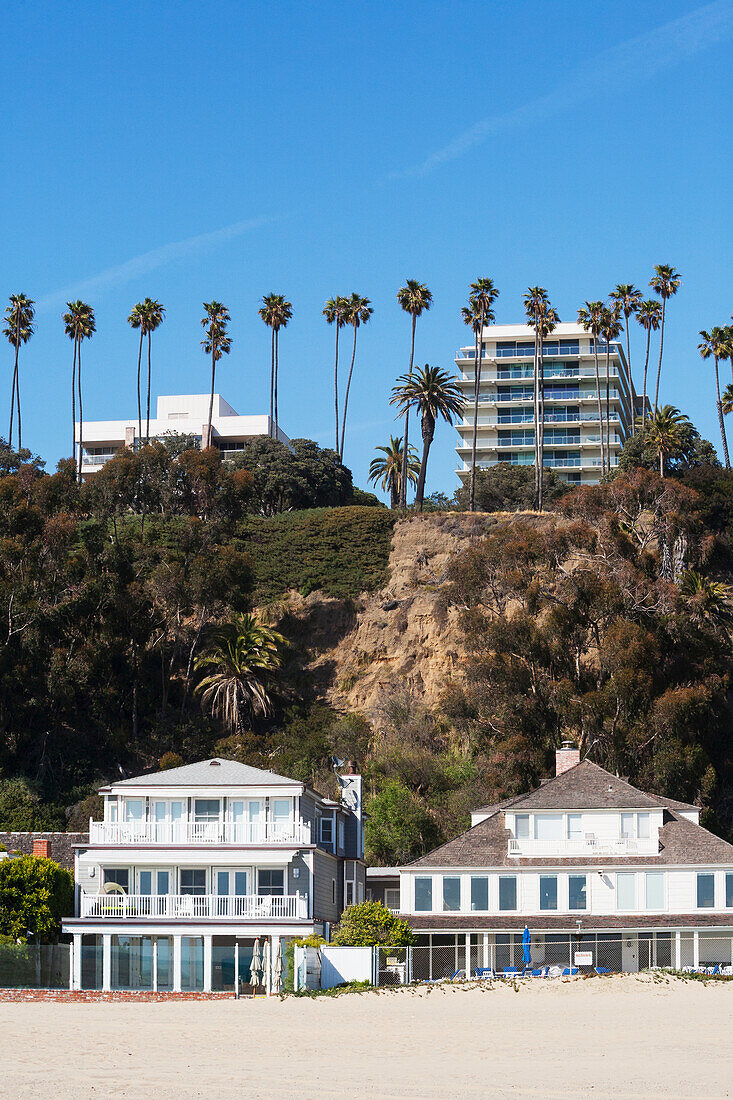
<box><xmin>331</xmin><ymin>901</ymin><xmax>415</xmax><ymax>946</ymax></box>
<box><xmin>0</xmin><ymin>856</ymin><xmax>74</xmax><ymax>942</ymax></box>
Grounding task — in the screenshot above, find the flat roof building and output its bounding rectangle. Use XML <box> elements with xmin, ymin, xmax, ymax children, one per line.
<box><xmin>455</xmin><ymin>323</ymin><xmax>644</xmax><ymax>487</ymax></box>
<box><xmin>76</xmin><ymin>393</ymin><xmax>290</xmax><ymax>479</ymax></box>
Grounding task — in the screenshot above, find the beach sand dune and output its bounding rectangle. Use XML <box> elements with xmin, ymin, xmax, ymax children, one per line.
<box><xmin>0</xmin><ymin>975</ymin><xmax>731</xmax><ymax>1099</ymax></box>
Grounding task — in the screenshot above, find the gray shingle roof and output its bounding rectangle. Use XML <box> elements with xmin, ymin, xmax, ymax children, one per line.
<box><xmin>104</xmin><ymin>758</ymin><xmax>300</xmax><ymax>789</ymax></box>
<box><xmin>407</xmin><ymin>913</ymin><xmax>733</xmax><ymax>932</ymax></box>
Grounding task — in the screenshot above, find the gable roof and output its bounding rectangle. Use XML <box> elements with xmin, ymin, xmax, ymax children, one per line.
<box><xmin>473</xmin><ymin>760</ymin><xmax>699</xmax><ymax>815</ymax></box>
<box><xmin>104</xmin><ymin>758</ymin><xmax>300</xmax><ymax>790</ymax></box>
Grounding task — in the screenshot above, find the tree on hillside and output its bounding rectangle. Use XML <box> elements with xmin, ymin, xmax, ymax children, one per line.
<box><xmin>200</xmin><ymin>301</ymin><xmax>232</xmax><ymax>450</ymax></box>
<box><xmin>698</xmin><ymin>327</ymin><xmax>731</xmax><ymax>470</ymax></box>
<box><xmin>3</xmin><ymin>294</ymin><xmax>35</xmax><ymax>453</ymax></box>
<box><xmin>525</xmin><ymin>287</ymin><xmax>559</xmax><ymax>508</ymax></box>
<box><xmin>340</xmin><ymin>294</ymin><xmax>373</xmax><ymax>463</ymax></box>
<box><xmin>390</xmin><ymin>364</ymin><xmax>462</xmax><ymax>511</ymax></box>
<box><xmin>62</xmin><ymin>300</ymin><xmax>96</xmax><ymax>482</ymax></box>
<box><xmin>645</xmin><ymin>406</ymin><xmax>695</xmax><ymax>477</ymax></box>
<box><xmin>323</xmin><ymin>295</ymin><xmax>349</xmax><ymax>455</ymax></box>
<box><xmin>635</xmin><ymin>299</ymin><xmax>662</xmax><ymax>431</ymax></box>
<box><xmin>228</xmin><ymin>436</ymin><xmax>352</xmax><ymax>514</ymax></box>
<box><xmin>128</xmin><ymin>298</ymin><xmax>166</xmax><ymax>444</ymax></box>
<box><xmin>194</xmin><ymin>613</ymin><xmax>286</xmax><ymax>733</ymax></box>
<box><xmin>649</xmin><ymin>264</ymin><xmax>682</xmax><ymax>412</ymax></box>
<box><xmin>368</xmin><ymin>436</ymin><xmax>420</xmax><ymax>509</ymax></box>
<box><xmin>396</xmin><ymin>280</ymin><xmax>432</xmax><ymax>507</ymax></box>
<box><xmin>454</xmin><ymin>462</ymin><xmax>565</xmax><ymax>513</ymax></box>
<box><xmin>463</xmin><ymin>278</ymin><xmax>499</xmax><ymax>512</ymax></box>
<box><xmin>259</xmin><ymin>293</ymin><xmax>293</xmax><ymax>440</ymax></box>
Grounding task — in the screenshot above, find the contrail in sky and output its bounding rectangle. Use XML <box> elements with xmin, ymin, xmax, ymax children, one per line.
<box><xmin>389</xmin><ymin>0</ymin><xmax>733</xmax><ymax>180</ymax></box>
<box><xmin>36</xmin><ymin>214</ymin><xmax>279</xmax><ymax>312</ymax></box>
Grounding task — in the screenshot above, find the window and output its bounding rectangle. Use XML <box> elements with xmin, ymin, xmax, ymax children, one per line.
<box><xmin>442</xmin><ymin>877</ymin><xmax>461</xmax><ymax>912</ymax></box>
<box><xmin>123</xmin><ymin>800</ymin><xmax>144</xmax><ymax>822</ymax></box>
<box><xmin>534</xmin><ymin>814</ymin><xmax>563</xmax><ymax>841</ymax></box>
<box><xmin>637</xmin><ymin>813</ymin><xmax>650</xmax><ymax>839</ymax></box>
<box><xmin>139</xmin><ymin>871</ymin><xmax>152</xmax><ymax>896</ymax></box>
<box><xmin>499</xmin><ymin>876</ymin><xmax>517</xmax><ymax>911</ymax></box>
<box><xmin>103</xmin><ymin>869</ymin><xmax>129</xmax><ymax>892</ymax></box>
<box><xmin>568</xmin><ymin>875</ymin><xmax>586</xmax><ymax>910</ymax></box>
<box><xmin>471</xmin><ymin>876</ymin><xmax>489</xmax><ymax>912</ymax></box>
<box><xmin>540</xmin><ymin>876</ymin><xmax>558</xmax><ymax>910</ymax></box>
<box><xmin>616</xmin><ymin>873</ymin><xmax>636</xmax><ymax>910</ymax></box>
<box><xmin>259</xmin><ymin>869</ymin><xmax>285</xmax><ymax>897</ymax></box>
<box><xmin>645</xmin><ymin>873</ymin><xmax>665</xmax><ymax>910</ymax></box>
<box><xmin>384</xmin><ymin>888</ymin><xmax>400</xmax><ymax>911</ymax></box>
<box><xmin>180</xmin><ymin>870</ymin><xmax>206</xmax><ymax>896</ymax></box>
<box><xmin>726</xmin><ymin>873</ymin><xmax>733</xmax><ymax>908</ymax></box>
<box><xmin>270</xmin><ymin>799</ymin><xmax>291</xmax><ymax>830</ymax></box>
<box><xmin>620</xmin><ymin>813</ymin><xmax>634</xmax><ymax>839</ymax></box>
<box><xmin>108</xmin><ymin>801</ymin><xmax>118</xmax><ymax>823</ymax></box>
<box><xmin>156</xmin><ymin>871</ymin><xmax>170</xmax><ymax>895</ymax></box>
<box><xmin>320</xmin><ymin>817</ymin><xmax>333</xmax><ymax>847</ymax></box>
<box><xmin>697</xmin><ymin>873</ymin><xmax>715</xmax><ymax>909</ymax></box>
<box><xmin>338</xmin><ymin>819</ymin><xmax>346</xmax><ymax>852</ymax></box>
<box><xmin>567</xmin><ymin>814</ymin><xmax>582</xmax><ymax>840</ymax></box>
<box><xmin>515</xmin><ymin>814</ymin><xmax>530</xmax><ymax>839</ymax></box>
<box><xmin>415</xmin><ymin>877</ymin><xmax>433</xmax><ymax>912</ymax></box>
<box><xmin>194</xmin><ymin>799</ymin><xmax>220</xmax><ymax>822</ymax></box>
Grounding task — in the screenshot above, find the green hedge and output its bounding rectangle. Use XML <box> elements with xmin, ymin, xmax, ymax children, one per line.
<box><xmin>238</xmin><ymin>507</ymin><xmax>394</xmax><ymax>602</ymax></box>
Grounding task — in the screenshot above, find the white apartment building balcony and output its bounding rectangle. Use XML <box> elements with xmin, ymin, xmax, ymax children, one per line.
<box><xmin>81</xmin><ymin>892</ymin><xmax>309</xmax><ymax>921</ymax></box>
<box><xmin>89</xmin><ymin>818</ymin><xmax>311</xmax><ymax>846</ymax></box>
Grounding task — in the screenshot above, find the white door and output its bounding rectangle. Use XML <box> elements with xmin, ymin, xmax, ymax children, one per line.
<box><xmin>231</xmin><ymin>800</ymin><xmax>245</xmax><ymax>842</ymax></box>
<box><xmin>622</xmin><ymin>936</ymin><xmax>638</xmax><ymax>973</ymax></box>
<box><xmin>248</xmin><ymin>800</ymin><xmax>262</xmax><ymax>841</ymax></box>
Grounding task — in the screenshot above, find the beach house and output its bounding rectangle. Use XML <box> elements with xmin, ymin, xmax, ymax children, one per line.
<box><xmin>397</xmin><ymin>744</ymin><xmax>733</xmax><ymax>975</ymax></box>
<box><xmin>63</xmin><ymin>758</ymin><xmax>364</xmax><ymax>992</ymax></box>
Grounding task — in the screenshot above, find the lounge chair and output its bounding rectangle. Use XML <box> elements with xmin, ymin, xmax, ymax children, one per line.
<box><xmin>562</xmin><ymin>967</ymin><xmax>579</xmax><ymax>977</ymax></box>
<box><xmin>531</xmin><ymin>967</ymin><xmax>548</xmax><ymax>977</ymax></box>
<box><xmin>594</xmin><ymin>967</ymin><xmax>611</xmax><ymax>975</ymax></box>
<box><xmin>502</xmin><ymin>967</ymin><xmax>521</xmax><ymax>977</ymax></box>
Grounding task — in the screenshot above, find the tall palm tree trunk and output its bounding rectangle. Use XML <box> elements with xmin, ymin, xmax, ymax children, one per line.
<box><xmin>269</xmin><ymin>327</ymin><xmax>275</xmax><ymax>438</ymax></box>
<box><xmin>71</xmin><ymin>339</ymin><xmax>78</xmax><ymax>478</ymax></box>
<box><xmin>15</xmin><ymin>349</ymin><xmax>21</xmax><ymax>452</ymax></box>
<box><xmin>340</xmin><ymin>324</ymin><xmax>358</xmax><ymax>462</ymax></box>
<box><xmin>654</xmin><ymin>299</ymin><xmax>666</xmax><ymax>413</ymax></box>
<box><xmin>8</xmin><ymin>334</ymin><xmax>19</xmax><ymax>450</ymax></box>
<box><xmin>146</xmin><ymin>331</ymin><xmax>152</xmax><ymax>443</ymax></box>
<box><xmin>469</xmin><ymin>311</ymin><xmax>484</xmax><ymax>511</ymax></box>
<box><xmin>642</xmin><ymin>327</ymin><xmax>651</xmax><ymax>431</ymax></box>
<box><xmin>399</xmin><ymin>315</ymin><xmax>416</xmax><ymax>508</ymax></box>
<box><xmin>415</xmin><ymin>414</ymin><xmax>434</xmax><ymax>511</ymax></box>
<box><xmin>624</xmin><ymin>318</ymin><xmax>634</xmax><ymax>437</ymax></box>
<box><xmin>274</xmin><ymin>330</ymin><xmax>279</xmax><ymax>439</ymax></box>
<box><xmin>593</xmin><ymin>344</ymin><xmax>606</xmax><ymax>474</ymax></box>
<box><xmin>604</xmin><ymin>342</ymin><xmax>612</xmax><ymax>474</ymax></box>
<box><xmin>77</xmin><ymin>343</ymin><xmax>84</xmax><ymax>484</ymax></box>
<box><xmin>333</xmin><ymin>326</ymin><xmax>340</xmax><ymax>455</ymax></box>
<box><xmin>714</xmin><ymin>356</ymin><xmax>730</xmax><ymax>470</ymax></box>
<box><xmin>206</xmin><ymin>349</ymin><xmax>216</xmax><ymax>448</ymax></box>
<box><xmin>136</xmin><ymin>329</ymin><xmax>143</xmax><ymax>445</ymax></box>
<box><xmin>538</xmin><ymin>332</ymin><xmax>545</xmax><ymax>512</ymax></box>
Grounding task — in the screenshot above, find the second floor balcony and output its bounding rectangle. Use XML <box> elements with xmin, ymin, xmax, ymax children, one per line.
<box><xmin>81</xmin><ymin>892</ymin><xmax>309</xmax><ymax>920</ymax></box>
<box><xmin>508</xmin><ymin>836</ymin><xmax>659</xmax><ymax>857</ymax></box>
<box><xmin>89</xmin><ymin>818</ymin><xmax>312</xmax><ymax>847</ymax></box>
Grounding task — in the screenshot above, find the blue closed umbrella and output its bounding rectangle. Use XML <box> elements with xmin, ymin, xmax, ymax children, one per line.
<box><xmin>522</xmin><ymin>926</ymin><xmax>532</xmax><ymax>967</ymax></box>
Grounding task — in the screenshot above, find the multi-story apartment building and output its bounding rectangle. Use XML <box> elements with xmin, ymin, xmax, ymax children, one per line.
<box><xmin>455</xmin><ymin>322</ymin><xmax>643</xmax><ymax>487</ymax></box>
<box><xmin>63</xmin><ymin>758</ymin><xmax>364</xmax><ymax>992</ymax></box>
<box><xmin>76</xmin><ymin>393</ymin><xmax>290</xmax><ymax>480</ymax></box>
<box><xmin>397</xmin><ymin>744</ymin><xmax>733</xmax><ymax>975</ymax></box>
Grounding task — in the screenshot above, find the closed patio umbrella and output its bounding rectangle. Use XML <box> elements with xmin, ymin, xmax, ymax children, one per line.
<box><xmin>274</xmin><ymin>941</ymin><xmax>283</xmax><ymax>992</ymax></box>
<box><xmin>522</xmin><ymin>926</ymin><xmax>532</xmax><ymax>968</ymax></box>
<box><xmin>250</xmin><ymin>938</ymin><xmax>262</xmax><ymax>987</ymax></box>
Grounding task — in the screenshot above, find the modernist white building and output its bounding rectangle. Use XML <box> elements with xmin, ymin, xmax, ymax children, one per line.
<box><xmin>455</xmin><ymin>323</ymin><xmax>643</xmax><ymax>488</ymax></box>
<box><xmin>63</xmin><ymin>758</ymin><xmax>365</xmax><ymax>992</ymax></box>
<box><xmin>76</xmin><ymin>393</ymin><xmax>290</xmax><ymax>480</ymax></box>
<box><xmin>396</xmin><ymin>744</ymin><xmax>733</xmax><ymax>975</ymax></box>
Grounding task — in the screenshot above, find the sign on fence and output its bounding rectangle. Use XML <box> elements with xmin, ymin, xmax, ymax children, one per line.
<box><xmin>574</xmin><ymin>952</ymin><xmax>593</xmax><ymax>966</ymax></box>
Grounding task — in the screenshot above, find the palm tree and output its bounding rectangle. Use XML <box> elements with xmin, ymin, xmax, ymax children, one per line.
<box><xmin>698</xmin><ymin>327</ymin><xmax>730</xmax><ymax>470</ymax></box>
<box><xmin>524</xmin><ymin>288</ymin><xmax>558</xmax><ymax>509</ymax></box>
<box><xmin>646</xmin><ymin>405</ymin><xmax>691</xmax><ymax>477</ymax></box>
<box><xmin>128</xmin><ymin>298</ymin><xmax>166</xmax><ymax>445</ymax></box>
<box><xmin>649</xmin><ymin>264</ymin><xmax>682</xmax><ymax>412</ymax></box>
<box><xmin>609</xmin><ymin>284</ymin><xmax>642</xmax><ymax>423</ymax></box>
<box><xmin>390</xmin><ymin>364</ymin><xmax>462</xmax><ymax>511</ymax></box>
<box><xmin>340</xmin><ymin>294</ymin><xmax>373</xmax><ymax>462</ymax></box>
<box><xmin>678</xmin><ymin>570</ymin><xmax>733</xmax><ymax>628</ymax></box>
<box><xmin>3</xmin><ymin>294</ymin><xmax>35</xmax><ymax>452</ymax></box>
<box><xmin>200</xmin><ymin>302</ymin><xmax>232</xmax><ymax>449</ymax></box>
<box><xmin>600</xmin><ymin>305</ymin><xmax>623</xmax><ymax>473</ymax></box>
<box><xmin>194</xmin><ymin>613</ymin><xmax>286</xmax><ymax>733</ymax></box>
<box><xmin>368</xmin><ymin>436</ymin><xmax>420</xmax><ymax>509</ymax></box>
<box><xmin>258</xmin><ymin>294</ymin><xmax>293</xmax><ymax>440</ymax></box>
<box><xmin>463</xmin><ymin>278</ymin><xmax>499</xmax><ymax>511</ymax></box>
<box><xmin>722</xmin><ymin>382</ymin><xmax>733</xmax><ymax>416</ymax></box>
<box><xmin>323</xmin><ymin>296</ymin><xmax>349</xmax><ymax>455</ymax></box>
<box><xmin>635</xmin><ymin>299</ymin><xmax>662</xmax><ymax>431</ymax></box>
<box><xmin>396</xmin><ymin>280</ymin><xmax>433</xmax><ymax>507</ymax></box>
<box><xmin>62</xmin><ymin>300</ymin><xmax>96</xmax><ymax>482</ymax></box>
<box><xmin>577</xmin><ymin>301</ymin><xmax>606</xmax><ymax>475</ymax></box>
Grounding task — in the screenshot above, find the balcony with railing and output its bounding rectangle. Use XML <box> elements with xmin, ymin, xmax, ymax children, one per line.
<box><xmin>89</xmin><ymin>818</ymin><xmax>312</xmax><ymax>846</ymax></box>
<box><xmin>81</xmin><ymin>892</ymin><xmax>309</xmax><ymax>920</ymax></box>
<box><xmin>507</xmin><ymin>836</ymin><xmax>658</xmax><ymax>857</ymax></box>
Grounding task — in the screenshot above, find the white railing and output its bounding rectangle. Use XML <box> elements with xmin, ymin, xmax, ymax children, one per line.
<box><xmin>89</xmin><ymin>818</ymin><xmax>312</xmax><ymax>846</ymax></box>
<box><xmin>81</xmin><ymin>892</ymin><xmax>309</xmax><ymax>919</ymax></box>
<box><xmin>507</xmin><ymin>837</ymin><xmax>658</xmax><ymax>857</ymax></box>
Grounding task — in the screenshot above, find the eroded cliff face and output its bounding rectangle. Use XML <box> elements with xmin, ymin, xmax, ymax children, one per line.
<box><xmin>273</xmin><ymin>512</ymin><xmax>541</xmax><ymax>721</ymax></box>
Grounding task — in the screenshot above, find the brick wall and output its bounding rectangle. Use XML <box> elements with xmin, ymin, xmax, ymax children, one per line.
<box><xmin>0</xmin><ymin>832</ymin><xmax>88</xmax><ymax>871</ymax></box>
<box><xmin>0</xmin><ymin>990</ymin><xmax>236</xmax><ymax>1002</ymax></box>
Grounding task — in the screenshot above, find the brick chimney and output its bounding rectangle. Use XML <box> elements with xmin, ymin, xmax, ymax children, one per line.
<box><xmin>555</xmin><ymin>741</ymin><xmax>580</xmax><ymax>776</ymax></box>
<box><xmin>32</xmin><ymin>837</ymin><xmax>52</xmax><ymax>859</ymax></box>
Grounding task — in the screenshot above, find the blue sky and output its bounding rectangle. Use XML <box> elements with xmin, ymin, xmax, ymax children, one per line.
<box><xmin>4</xmin><ymin>0</ymin><xmax>733</xmax><ymax>498</ymax></box>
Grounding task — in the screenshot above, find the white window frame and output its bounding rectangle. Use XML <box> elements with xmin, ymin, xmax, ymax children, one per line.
<box><xmin>414</xmin><ymin>876</ymin><xmax>434</xmax><ymax>913</ymax></box>
<box><xmin>534</xmin><ymin>814</ymin><xmax>563</xmax><ymax>841</ymax></box>
<box><xmin>644</xmin><ymin>872</ymin><xmax>665</xmax><ymax>911</ymax></box>
<box><xmin>384</xmin><ymin>888</ymin><xmax>400</xmax><ymax>911</ymax></box>
<box><xmin>515</xmin><ymin>814</ymin><xmax>530</xmax><ymax>839</ymax></box>
<box><xmin>616</xmin><ymin>872</ymin><xmax>637</xmax><ymax>911</ymax></box>
<box><xmin>567</xmin><ymin>814</ymin><xmax>582</xmax><ymax>840</ymax></box>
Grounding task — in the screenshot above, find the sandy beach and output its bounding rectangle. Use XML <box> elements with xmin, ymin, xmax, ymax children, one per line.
<box><xmin>0</xmin><ymin>975</ymin><xmax>731</xmax><ymax>1100</ymax></box>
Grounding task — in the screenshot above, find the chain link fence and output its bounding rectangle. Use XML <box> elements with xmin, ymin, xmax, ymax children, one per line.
<box><xmin>0</xmin><ymin>942</ymin><xmax>70</xmax><ymax>989</ymax></box>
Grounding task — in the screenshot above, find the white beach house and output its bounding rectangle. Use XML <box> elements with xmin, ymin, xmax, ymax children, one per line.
<box><xmin>63</xmin><ymin>758</ymin><xmax>364</xmax><ymax>992</ymax></box>
<box><xmin>396</xmin><ymin>744</ymin><xmax>733</xmax><ymax>975</ymax></box>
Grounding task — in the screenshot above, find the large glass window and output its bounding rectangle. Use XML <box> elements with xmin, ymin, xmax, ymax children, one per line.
<box><xmin>258</xmin><ymin>869</ymin><xmax>284</xmax><ymax>897</ymax></box>
<box><xmin>271</xmin><ymin>799</ymin><xmax>291</xmax><ymax>830</ymax></box>
<box><xmin>645</xmin><ymin>873</ymin><xmax>665</xmax><ymax>910</ymax></box>
<box><xmin>194</xmin><ymin>799</ymin><xmax>220</xmax><ymax>822</ymax></box>
<box><xmin>123</xmin><ymin>800</ymin><xmax>144</xmax><ymax>822</ymax></box>
<box><xmin>139</xmin><ymin>871</ymin><xmax>152</xmax><ymax>896</ymax></box>
<box><xmin>181</xmin><ymin>937</ymin><xmax>204</xmax><ymax>992</ymax></box>
<box><xmin>534</xmin><ymin>815</ymin><xmax>563</xmax><ymax>841</ymax></box>
<box><xmin>539</xmin><ymin>876</ymin><xmax>558</xmax><ymax>910</ymax></box>
<box><xmin>180</xmin><ymin>869</ymin><xmax>206</xmax><ymax>896</ymax></box>
<box><xmin>616</xmin><ymin>873</ymin><xmax>636</xmax><ymax>910</ymax></box>
<box><xmin>727</xmin><ymin>873</ymin><xmax>733</xmax><ymax>908</ymax></box>
<box><xmin>499</xmin><ymin>876</ymin><xmax>517</xmax><ymax>911</ymax></box>
<box><xmin>414</xmin><ymin>877</ymin><xmax>433</xmax><ymax>912</ymax></box>
<box><xmin>471</xmin><ymin>876</ymin><xmax>489</xmax><ymax>911</ymax></box>
<box><xmin>697</xmin><ymin>873</ymin><xmax>715</xmax><ymax>909</ymax></box>
<box><xmin>567</xmin><ymin>814</ymin><xmax>582</xmax><ymax>840</ymax></box>
<box><xmin>103</xmin><ymin>868</ymin><xmax>129</xmax><ymax>892</ymax></box>
<box><xmin>442</xmin><ymin>877</ymin><xmax>461</xmax><ymax>912</ymax></box>
<box><xmin>568</xmin><ymin>875</ymin><xmax>587</xmax><ymax>910</ymax></box>
<box><xmin>515</xmin><ymin>814</ymin><xmax>530</xmax><ymax>839</ymax></box>
<box><xmin>621</xmin><ymin>813</ymin><xmax>634</xmax><ymax>838</ymax></box>
<box><xmin>637</xmin><ymin>813</ymin><xmax>650</xmax><ymax>839</ymax></box>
